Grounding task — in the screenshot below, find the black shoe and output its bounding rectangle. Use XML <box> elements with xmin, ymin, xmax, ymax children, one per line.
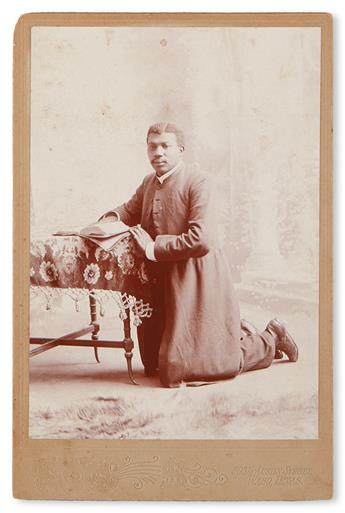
<box><xmin>266</xmin><ymin>319</ymin><xmax>299</xmax><ymax>362</ymax></box>
<box><xmin>274</xmin><ymin>349</ymin><xmax>284</xmax><ymax>360</ymax></box>
<box><xmin>241</xmin><ymin>318</ymin><xmax>283</xmax><ymax>359</ymax></box>
<box><xmin>144</xmin><ymin>367</ymin><xmax>159</xmax><ymax>377</ymax></box>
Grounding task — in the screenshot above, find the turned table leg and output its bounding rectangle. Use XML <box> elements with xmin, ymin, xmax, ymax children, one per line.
<box><xmin>123</xmin><ymin>308</ymin><xmax>138</xmax><ymax>385</ymax></box>
<box><xmin>89</xmin><ymin>291</ymin><xmax>100</xmax><ymax>363</ymax></box>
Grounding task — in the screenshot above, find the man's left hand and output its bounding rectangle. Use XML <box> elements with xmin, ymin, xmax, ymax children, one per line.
<box><xmin>129</xmin><ymin>225</ymin><xmax>154</xmax><ymax>255</ymax></box>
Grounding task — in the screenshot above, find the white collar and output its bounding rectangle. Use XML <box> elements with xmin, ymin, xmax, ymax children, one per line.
<box><xmin>156</xmin><ymin>161</ymin><xmax>183</xmax><ymax>184</ymax></box>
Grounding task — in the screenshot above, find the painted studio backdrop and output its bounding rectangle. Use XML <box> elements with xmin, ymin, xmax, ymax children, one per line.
<box><xmin>31</xmin><ymin>27</ymin><xmax>320</xmax><ymax>287</ymax></box>
<box><xmin>29</xmin><ymin>26</ymin><xmax>320</xmax><ymax>439</ymax></box>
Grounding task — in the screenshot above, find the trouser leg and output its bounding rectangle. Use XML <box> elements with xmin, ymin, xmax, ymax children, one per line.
<box><xmin>239</xmin><ymin>330</ymin><xmax>276</xmax><ymax>373</ymax></box>
<box><xmin>137</xmin><ymin>310</ymin><xmax>163</xmax><ymax>371</ymax></box>
<box><xmin>137</xmin><ymin>279</ymin><xmax>165</xmax><ymax>372</ymax></box>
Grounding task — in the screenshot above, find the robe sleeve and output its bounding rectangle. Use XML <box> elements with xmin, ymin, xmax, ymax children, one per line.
<box><xmin>99</xmin><ymin>182</ymin><xmax>144</xmax><ymax>226</ymax></box>
<box><xmin>153</xmin><ymin>176</ymin><xmax>213</xmax><ymax>261</ymax></box>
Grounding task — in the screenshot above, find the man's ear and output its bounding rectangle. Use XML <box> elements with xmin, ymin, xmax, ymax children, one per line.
<box><xmin>178</xmin><ymin>145</ymin><xmax>185</xmax><ymax>153</ymax></box>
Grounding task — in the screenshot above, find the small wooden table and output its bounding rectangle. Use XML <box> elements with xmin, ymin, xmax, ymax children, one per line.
<box><xmin>29</xmin><ymin>234</ymin><xmax>152</xmax><ymax>385</ymax></box>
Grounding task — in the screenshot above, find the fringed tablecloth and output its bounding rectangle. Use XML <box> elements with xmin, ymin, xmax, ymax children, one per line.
<box><xmin>30</xmin><ymin>234</ymin><xmax>153</xmax><ymax>325</ymax></box>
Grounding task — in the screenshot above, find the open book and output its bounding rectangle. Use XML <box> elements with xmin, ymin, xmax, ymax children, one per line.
<box><xmin>53</xmin><ymin>221</ymin><xmax>131</xmax><ymax>251</ymax></box>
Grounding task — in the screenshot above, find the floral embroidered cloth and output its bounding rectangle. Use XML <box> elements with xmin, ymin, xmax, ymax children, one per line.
<box><xmin>30</xmin><ymin>235</ymin><xmax>153</xmax><ymax>324</ymax></box>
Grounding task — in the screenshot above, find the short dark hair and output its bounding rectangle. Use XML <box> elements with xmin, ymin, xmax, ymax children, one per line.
<box><xmin>146</xmin><ymin>122</ymin><xmax>185</xmax><ymax>148</ymax></box>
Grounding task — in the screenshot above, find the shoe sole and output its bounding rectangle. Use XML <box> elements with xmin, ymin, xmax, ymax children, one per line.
<box><xmin>269</xmin><ymin>319</ymin><xmax>299</xmax><ymax>363</ymax></box>
<box><xmin>285</xmin><ymin>331</ymin><xmax>299</xmax><ymax>362</ymax></box>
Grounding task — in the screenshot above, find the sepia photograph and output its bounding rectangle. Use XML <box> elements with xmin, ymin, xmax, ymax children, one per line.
<box><xmin>28</xmin><ymin>23</ymin><xmax>321</xmax><ymax>441</ymax></box>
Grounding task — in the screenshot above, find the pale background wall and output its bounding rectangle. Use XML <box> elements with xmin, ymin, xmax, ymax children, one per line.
<box><xmin>31</xmin><ymin>26</ymin><xmax>320</xmax><ymax>292</ymax></box>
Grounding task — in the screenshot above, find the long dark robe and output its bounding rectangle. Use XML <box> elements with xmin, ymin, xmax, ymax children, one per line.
<box><xmin>106</xmin><ymin>164</ymin><xmax>241</xmax><ymax>387</ymax></box>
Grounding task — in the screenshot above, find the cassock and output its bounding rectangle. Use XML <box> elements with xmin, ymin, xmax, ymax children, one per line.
<box><xmin>107</xmin><ymin>163</ymin><xmax>244</xmax><ymax>387</ymax></box>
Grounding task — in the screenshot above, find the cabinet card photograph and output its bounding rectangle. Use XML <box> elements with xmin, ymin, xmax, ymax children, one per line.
<box><xmin>14</xmin><ymin>13</ymin><xmax>332</xmax><ymax>500</ymax></box>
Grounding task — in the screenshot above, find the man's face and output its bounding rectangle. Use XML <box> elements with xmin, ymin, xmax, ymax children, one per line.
<box><xmin>147</xmin><ymin>131</ymin><xmax>184</xmax><ymax>176</ymax></box>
